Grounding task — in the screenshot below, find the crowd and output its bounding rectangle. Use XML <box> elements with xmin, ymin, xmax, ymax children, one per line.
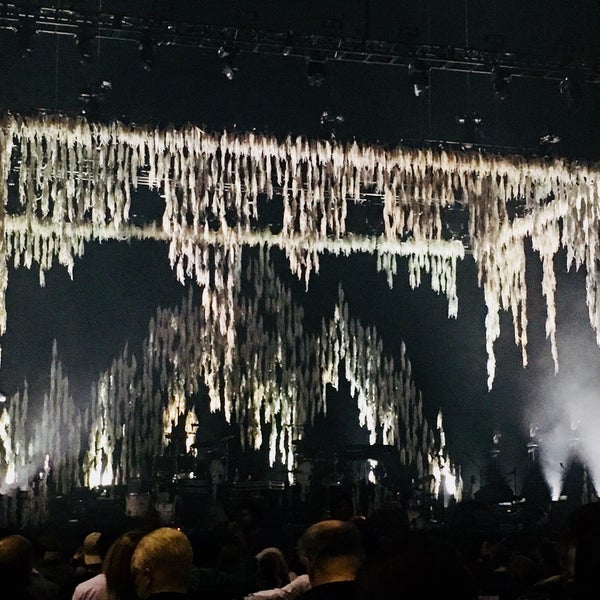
<box><xmin>1</xmin><ymin>495</ymin><xmax>599</xmax><ymax>600</ymax></box>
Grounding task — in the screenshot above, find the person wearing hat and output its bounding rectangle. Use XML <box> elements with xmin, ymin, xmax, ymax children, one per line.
<box><xmin>71</xmin><ymin>532</ymin><xmax>107</xmax><ymax>600</ymax></box>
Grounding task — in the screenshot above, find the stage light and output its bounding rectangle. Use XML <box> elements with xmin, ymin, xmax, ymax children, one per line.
<box><xmin>539</xmin><ymin>132</ymin><xmax>561</xmax><ymax>156</ymax></box>
<box><xmin>78</xmin><ymin>80</ymin><xmax>111</xmax><ymax>119</ymax></box>
<box><xmin>560</xmin><ymin>75</ymin><xmax>581</xmax><ymax>106</ymax></box>
<box><xmin>539</xmin><ymin>133</ymin><xmax>560</xmax><ymax>145</ymax></box>
<box><xmin>16</xmin><ymin>18</ymin><xmax>36</xmax><ymax>56</ymax></box>
<box><xmin>75</xmin><ymin>22</ymin><xmax>97</xmax><ymax>63</ymax></box>
<box><xmin>456</xmin><ymin>113</ymin><xmax>484</xmax><ymax>146</ymax></box>
<box><xmin>492</xmin><ymin>66</ymin><xmax>511</xmax><ymax>101</ymax></box>
<box><xmin>282</xmin><ymin>30</ymin><xmax>294</xmax><ymax>56</ymax></box>
<box><xmin>320</xmin><ymin>110</ymin><xmax>344</xmax><ymax>139</ymax></box>
<box><xmin>218</xmin><ymin>43</ymin><xmax>238</xmax><ymax>80</ymax></box>
<box><xmin>408</xmin><ymin>62</ymin><xmax>429</xmax><ymax>97</ymax></box>
<box><xmin>306</xmin><ymin>59</ymin><xmax>327</xmax><ymax>87</ymax></box>
<box><xmin>222</xmin><ymin>64</ymin><xmax>235</xmax><ymax>80</ymax></box>
<box><xmin>138</xmin><ymin>30</ymin><xmax>154</xmax><ymax>71</ymax></box>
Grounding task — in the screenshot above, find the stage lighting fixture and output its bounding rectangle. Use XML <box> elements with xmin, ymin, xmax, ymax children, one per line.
<box><xmin>75</xmin><ymin>22</ymin><xmax>97</xmax><ymax>63</ymax></box>
<box><xmin>218</xmin><ymin>43</ymin><xmax>238</xmax><ymax>80</ymax></box>
<box><xmin>282</xmin><ymin>30</ymin><xmax>294</xmax><ymax>56</ymax></box>
<box><xmin>456</xmin><ymin>114</ymin><xmax>484</xmax><ymax>147</ymax></box>
<box><xmin>138</xmin><ymin>30</ymin><xmax>154</xmax><ymax>71</ymax></box>
<box><xmin>492</xmin><ymin>66</ymin><xmax>511</xmax><ymax>100</ymax></box>
<box><xmin>320</xmin><ymin>110</ymin><xmax>344</xmax><ymax>139</ymax></box>
<box><xmin>78</xmin><ymin>80</ymin><xmax>111</xmax><ymax>119</ymax></box>
<box><xmin>221</xmin><ymin>63</ymin><xmax>235</xmax><ymax>80</ymax></box>
<box><xmin>560</xmin><ymin>75</ymin><xmax>581</xmax><ymax>106</ymax></box>
<box><xmin>306</xmin><ymin>59</ymin><xmax>327</xmax><ymax>87</ymax></box>
<box><xmin>408</xmin><ymin>63</ymin><xmax>429</xmax><ymax>97</ymax></box>
<box><xmin>16</xmin><ymin>18</ymin><xmax>36</xmax><ymax>56</ymax></box>
<box><xmin>539</xmin><ymin>133</ymin><xmax>561</xmax><ymax>145</ymax></box>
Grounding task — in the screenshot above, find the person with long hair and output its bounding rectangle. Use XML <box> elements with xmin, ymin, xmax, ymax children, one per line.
<box><xmin>102</xmin><ymin>530</ymin><xmax>145</xmax><ymax>600</ymax></box>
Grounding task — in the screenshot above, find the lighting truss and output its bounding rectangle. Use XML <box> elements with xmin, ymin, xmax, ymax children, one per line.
<box><xmin>0</xmin><ymin>3</ymin><xmax>598</xmax><ymax>84</ymax></box>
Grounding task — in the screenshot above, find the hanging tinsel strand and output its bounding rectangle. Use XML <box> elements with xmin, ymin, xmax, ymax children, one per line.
<box><xmin>1</xmin><ymin>114</ymin><xmax>598</xmax><ymax>388</ymax></box>
<box><xmin>0</xmin><ymin>247</ymin><xmax>445</xmax><ymax>512</ymax></box>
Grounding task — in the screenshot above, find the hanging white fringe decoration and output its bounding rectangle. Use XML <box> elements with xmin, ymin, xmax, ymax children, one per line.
<box><xmin>0</xmin><ymin>247</ymin><xmax>444</xmax><ymax>506</ymax></box>
<box><xmin>1</xmin><ymin>113</ymin><xmax>599</xmax><ymax>393</ymax></box>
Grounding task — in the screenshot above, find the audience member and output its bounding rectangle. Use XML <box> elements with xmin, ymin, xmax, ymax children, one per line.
<box><xmin>187</xmin><ymin>525</ymin><xmax>258</xmax><ymax>600</ymax></box>
<box><xmin>355</xmin><ymin>530</ymin><xmax>478</xmax><ymax>600</ymax></box>
<box><xmin>0</xmin><ymin>532</ymin><xmax>63</xmax><ymax>600</ymax></box>
<box><xmin>36</xmin><ymin>534</ymin><xmax>78</xmax><ymax>599</ymax></box>
<box><xmin>566</xmin><ymin>500</ymin><xmax>600</xmax><ymax>599</ymax></box>
<box><xmin>130</xmin><ymin>526</ymin><xmax>193</xmax><ymax>599</ymax></box>
<box><xmin>103</xmin><ymin>529</ymin><xmax>145</xmax><ymax>600</ymax></box>
<box><xmin>296</xmin><ymin>519</ymin><xmax>364</xmax><ymax>600</ymax></box>
<box><xmin>30</xmin><ymin>567</ymin><xmax>61</xmax><ymax>600</ymax></box>
<box><xmin>0</xmin><ymin>533</ymin><xmax>36</xmax><ymax>599</ymax></box>
<box><xmin>71</xmin><ymin>532</ymin><xmax>107</xmax><ymax>600</ymax></box>
<box><xmin>255</xmin><ymin>546</ymin><xmax>292</xmax><ymax>590</ymax></box>
<box><xmin>234</xmin><ymin>500</ymin><xmax>285</xmax><ymax>556</ymax></box>
<box><xmin>244</xmin><ymin>573</ymin><xmax>311</xmax><ymax>600</ymax></box>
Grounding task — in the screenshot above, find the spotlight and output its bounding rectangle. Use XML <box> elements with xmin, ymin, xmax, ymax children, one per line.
<box><xmin>282</xmin><ymin>30</ymin><xmax>294</xmax><ymax>56</ymax></box>
<box><xmin>539</xmin><ymin>133</ymin><xmax>560</xmax><ymax>146</ymax></box>
<box><xmin>75</xmin><ymin>22</ymin><xmax>97</xmax><ymax>63</ymax></box>
<box><xmin>138</xmin><ymin>30</ymin><xmax>154</xmax><ymax>71</ymax></box>
<box><xmin>16</xmin><ymin>18</ymin><xmax>36</xmax><ymax>56</ymax></box>
<box><xmin>306</xmin><ymin>59</ymin><xmax>327</xmax><ymax>87</ymax></box>
<box><xmin>539</xmin><ymin>133</ymin><xmax>561</xmax><ymax>157</ymax></box>
<box><xmin>78</xmin><ymin>80</ymin><xmax>111</xmax><ymax>119</ymax></box>
<box><xmin>222</xmin><ymin>63</ymin><xmax>236</xmax><ymax>80</ymax></box>
<box><xmin>492</xmin><ymin>66</ymin><xmax>511</xmax><ymax>101</ymax></box>
<box><xmin>320</xmin><ymin>110</ymin><xmax>344</xmax><ymax>139</ymax></box>
<box><xmin>217</xmin><ymin>43</ymin><xmax>234</xmax><ymax>60</ymax></box>
<box><xmin>408</xmin><ymin>63</ymin><xmax>429</xmax><ymax>97</ymax></box>
<box><xmin>456</xmin><ymin>114</ymin><xmax>484</xmax><ymax>147</ymax></box>
<box><xmin>560</xmin><ymin>75</ymin><xmax>581</xmax><ymax>106</ymax></box>
<box><xmin>218</xmin><ymin>43</ymin><xmax>238</xmax><ymax>80</ymax></box>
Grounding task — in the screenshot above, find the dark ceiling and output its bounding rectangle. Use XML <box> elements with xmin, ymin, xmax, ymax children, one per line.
<box><xmin>0</xmin><ymin>0</ymin><xmax>598</xmax><ymax>159</ymax></box>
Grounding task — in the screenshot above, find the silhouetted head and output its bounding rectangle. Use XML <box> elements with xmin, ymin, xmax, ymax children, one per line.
<box><xmin>131</xmin><ymin>527</ymin><xmax>193</xmax><ymax>600</ymax></box>
<box><xmin>0</xmin><ymin>534</ymin><xmax>34</xmax><ymax>592</ymax></box>
<box><xmin>297</xmin><ymin>519</ymin><xmax>364</xmax><ymax>587</ymax></box>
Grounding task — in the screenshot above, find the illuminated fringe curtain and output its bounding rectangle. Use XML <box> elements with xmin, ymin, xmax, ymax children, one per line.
<box><xmin>0</xmin><ymin>247</ymin><xmax>448</xmax><ymax>506</ymax></box>
<box><xmin>0</xmin><ymin>112</ymin><xmax>599</xmax><ymax>518</ymax></box>
<box><xmin>0</xmin><ymin>114</ymin><xmax>599</xmax><ymax>389</ymax></box>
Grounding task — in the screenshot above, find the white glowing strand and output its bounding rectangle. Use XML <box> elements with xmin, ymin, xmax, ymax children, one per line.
<box><xmin>2</xmin><ymin>114</ymin><xmax>598</xmax><ymax>388</ymax></box>
<box><xmin>1</xmin><ymin>113</ymin><xmax>599</xmax><ymax>522</ymax></box>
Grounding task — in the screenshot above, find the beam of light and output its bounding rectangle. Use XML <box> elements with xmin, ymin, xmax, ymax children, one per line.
<box><xmin>429</xmin><ymin>412</ymin><xmax>460</xmax><ymax>504</ymax></box>
<box><xmin>162</xmin><ymin>387</ymin><xmax>187</xmax><ymax>448</ymax></box>
<box><xmin>86</xmin><ymin>375</ymin><xmax>114</xmax><ymax>488</ymax></box>
<box><xmin>184</xmin><ymin>408</ymin><xmax>199</xmax><ymax>454</ymax></box>
<box><xmin>367</xmin><ymin>459</ymin><xmax>379</xmax><ymax>485</ymax></box>
<box><xmin>529</xmin><ymin>377</ymin><xmax>600</xmax><ymax>502</ymax></box>
<box><xmin>0</xmin><ymin>407</ymin><xmax>17</xmax><ymax>489</ymax></box>
<box><xmin>445</xmin><ymin>471</ymin><xmax>457</xmax><ymax>497</ymax></box>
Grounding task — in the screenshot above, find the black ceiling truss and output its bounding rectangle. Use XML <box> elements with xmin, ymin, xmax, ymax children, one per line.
<box><xmin>0</xmin><ymin>3</ymin><xmax>598</xmax><ymax>84</ymax></box>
